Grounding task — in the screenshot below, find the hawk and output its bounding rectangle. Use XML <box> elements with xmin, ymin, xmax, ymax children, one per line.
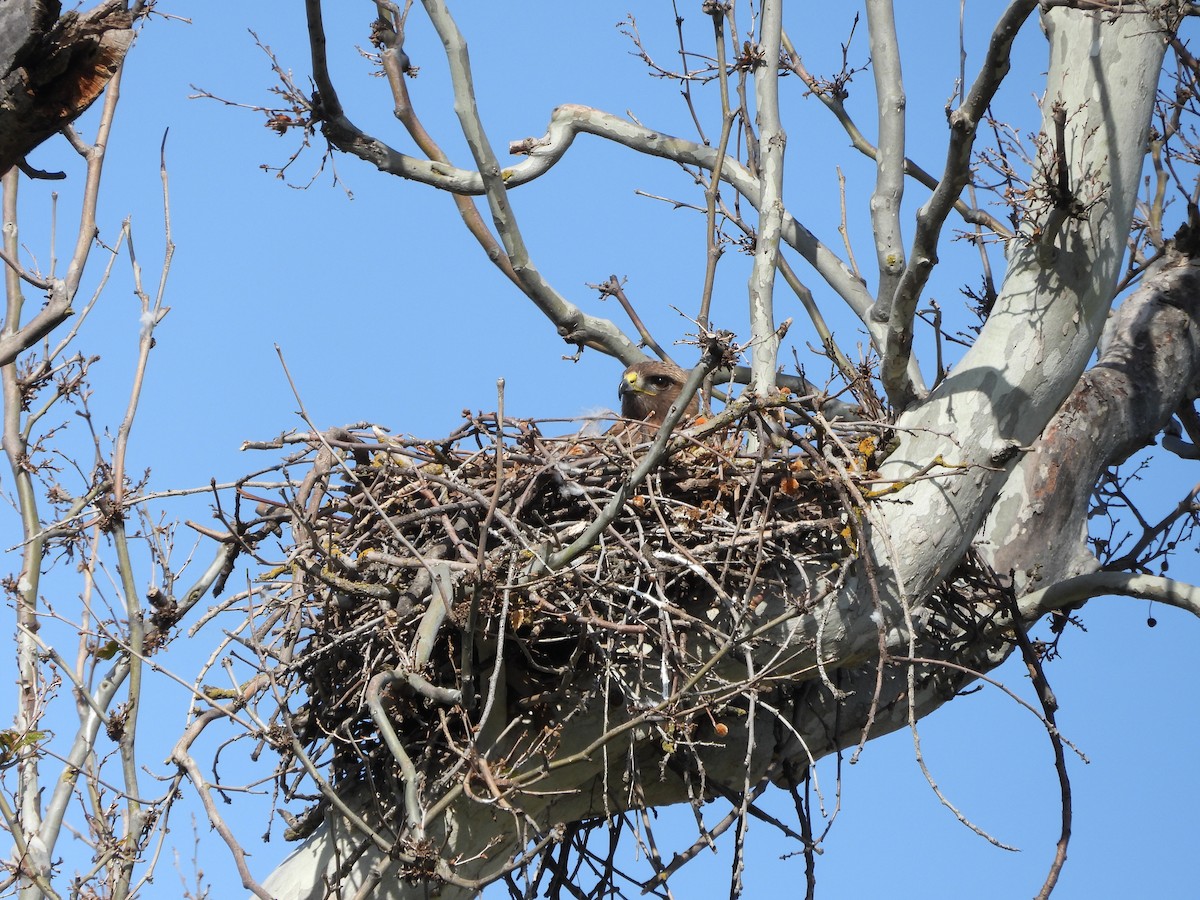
<box><xmin>616</xmin><ymin>361</ymin><xmax>698</xmax><ymax>439</ymax></box>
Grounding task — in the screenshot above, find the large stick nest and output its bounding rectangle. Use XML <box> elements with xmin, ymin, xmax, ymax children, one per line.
<box><xmin>236</xmin><ymin>396</ymin><xmax>1001</xmax><ymax>847</ymax></box>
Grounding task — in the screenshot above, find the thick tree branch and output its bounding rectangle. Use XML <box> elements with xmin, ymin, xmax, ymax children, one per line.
<box><xmin>0</xmin><ymin>1</ymin><xmax>132</xmax><ymax>176</ymax></box>
<box><xmin>989</xmin><ymin>252</ymin><xmax>1200</xmax><ymax>587</ymax></box>
<box><xmin>874</xmin><ymin>3</ymin><xmax>1172</xmax><ymax>622</ymax></box>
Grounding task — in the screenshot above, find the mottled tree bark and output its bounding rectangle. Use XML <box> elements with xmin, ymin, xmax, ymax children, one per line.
<box><xmin>0</xmin><ymin>0</ymin><xmax>132</xmax><ymax>176</ymax></box>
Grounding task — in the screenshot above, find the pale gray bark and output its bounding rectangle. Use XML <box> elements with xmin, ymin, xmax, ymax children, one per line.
<box><xmin>747</xmin><ymin>0</ymin><xmax>785</xmax><ymax>393</ymax></box>
<box><xmin>872</xmin><ymin>0</ymin><xmax>1169</xmax><ymax>618</ymax></box>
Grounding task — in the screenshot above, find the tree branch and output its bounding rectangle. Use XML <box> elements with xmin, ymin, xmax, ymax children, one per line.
<box><xmin>865</xmin><ymin>0</ymin><xmax>908</xmax><ymax>310</ymax></box>
<box><xmin>747</xmin><ymin>0</ymin><xmax>785</xmax><ymax>392</ymax></box>
<box><xmin>514</xmin><ymin>106</ymin><xmax>880</xmax><ymax>343</ymax></box>
<box><xmin>304</xmin><ymin>0</ymin><xmax>642</xmax><ymax>363</ymax></box>
<box><xmin>1018</xmin><ymin>571</ymin><xmax>1200</xmax><ymax>619</ymax></box>
<box><xmin>780</xmin><ymin>31</ymin><xmax>1013</xmax><ymax>239</ymax></box>
<box><xmin>877</xmin><ymin>0</ymin><xmax>1039</xmax><ymax>410</ymax></box>
<box><xmin>373</xmin><ymin>11</ymin><xmax>522</xmax><ymax>292</ymax></box>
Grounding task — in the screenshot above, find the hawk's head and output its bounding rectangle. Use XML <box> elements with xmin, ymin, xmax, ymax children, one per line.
<box><xmin>617</xmin><ymin>361</ymin><xmax>698</xmax><ymax>437</ymax></box>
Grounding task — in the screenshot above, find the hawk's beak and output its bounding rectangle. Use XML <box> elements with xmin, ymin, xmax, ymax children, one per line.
<box><xmin>619</xmin><ymin>370</ymin><xmax>645</xmax><ymax>399</ymax></box>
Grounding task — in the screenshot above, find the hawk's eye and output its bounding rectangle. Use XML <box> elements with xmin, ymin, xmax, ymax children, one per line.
<box><xmin>647</xmin><ymin>376</ymin><xmax>672</xmax><ymax>389</ymax></box>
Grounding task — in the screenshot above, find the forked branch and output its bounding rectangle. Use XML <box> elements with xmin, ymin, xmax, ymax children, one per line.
<box><xmin>877</xmin><ymin>0</ymin><xmax>1040</xmax><ymax>410</ymax></box>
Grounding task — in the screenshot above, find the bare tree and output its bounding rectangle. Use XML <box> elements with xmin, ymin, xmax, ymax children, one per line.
<box><xmin>217</xmin><ymin>2</ymin><xmax>1200</xmax><ymax>898</ymax></box>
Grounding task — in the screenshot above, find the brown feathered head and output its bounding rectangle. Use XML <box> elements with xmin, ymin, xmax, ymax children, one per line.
<box><xmin>617</xmin><ymin>361</ymin><xmax>698</xmax><ymax>437</ymax></box>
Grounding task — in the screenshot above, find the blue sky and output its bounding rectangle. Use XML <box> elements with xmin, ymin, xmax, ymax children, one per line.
<box><xmin>4</xmin><ymin>3</ymin><xmax>1197</xmax><ymax>898</ymax></box>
